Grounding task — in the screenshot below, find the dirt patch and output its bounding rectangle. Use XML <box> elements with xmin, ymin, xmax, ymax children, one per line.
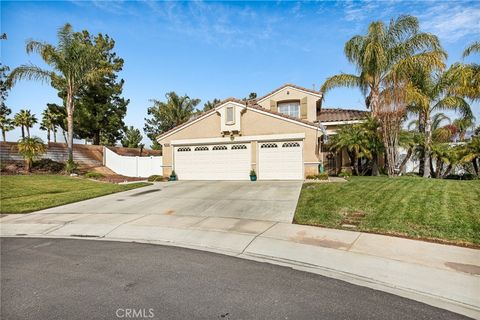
<box><xmin>341</xmin><ymin>211</ymin><xmax>366</xmax><ymax>228</ymax></box>
<box><xmin>444</xmin><ymin>262</ymin><xmax>480</xmax><ymax>275</ymax></box>
<box><xmin>289</xmin><ymin>231</ymin><xmax>351</xmax><ymax>250</ymax></box>
<box><xmin>164</xmin><ymin>210</ymin><xmax>175</xmax><ymax>215</ymax></box>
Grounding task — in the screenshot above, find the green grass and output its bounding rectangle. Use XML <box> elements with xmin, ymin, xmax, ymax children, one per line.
<box><xmin>294</xmin><ymin>176</ymin><xmax>480</xmax><ymax>246</ymax></box>
<box><xmin>0</xmin><ymin>175</ymin><xmax>151</xmax><ymax>213</ymax></box>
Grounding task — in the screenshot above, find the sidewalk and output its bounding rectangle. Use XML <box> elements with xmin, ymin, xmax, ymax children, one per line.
<box><xmin>1</xmin><ymin>212</ymin><xmax>479</xmax><ymax>318</ymax></box>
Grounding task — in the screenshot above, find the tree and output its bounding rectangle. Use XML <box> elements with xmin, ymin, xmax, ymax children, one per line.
<box><xmin>13</xmin><ymin>109</ymin><xmax>37</xmax><ymax>138</ymax></box>
<box><xmin>66</xmin><ymin>32</ymin><xmax>129</xmax><ymax>146</ymax></box>
<box><xmin>328</xmin><ymin>124</ymin><xmax>372</xmax><ymax>175</ymax></box>
<box><xmin>45</xmin><ymin>103</ymin><xmax>67</xmax><ymax>142</ymax></box>
<box><xmin>0</xmin><ymin>63</ymin><xmax>10</xmax><ymax>111</ymax></box>
<box><xmin>321</xmin><ymin>15</ymin><xmax>445</xmax><ymax>116</ymax></box>
<box><xmin>406</xmin><ymin>66</ymin><xmax>473</xmax><ymax>178</ymax></box>
<box><xmin>17</xmin><ymin>136</ymin><xmax>47</xmax><ymax>172</ymax></box>
<box><xmin>8</xmin><ymin>23</ymin><xmax>111</xmax><ymax>164</ymax></box>
<box><xmin>121</xmin><ymin>126</ymin><xmax>142</xmax><ymax>148</ymax></box>
<box><xmin>40</xmin><ymin>107</ymin><xmax>59</xmax><ymax>143</ymax></box>
<box><xmin>144</xmin><ymin>92</ymin><xmax>200</xmax><ymax>149</ymax></box>
<box><xmin>461</xmin><ymin>136</ymin><xmax>480</xmax><ymax>176</ymax></box>
<box><xmin>452</xmin><ymin>117</ymin><xmax>475</xmax><ymax>142</ymax></box>
<box><xmin>0</xmin><ymin>106</ymin><xmax>14</xmax><ymax>142</ymax></box>
<box><xmin>203</xmin><ymin>98</ymin><xmax>221</xmax><ymax>111</ymax></box>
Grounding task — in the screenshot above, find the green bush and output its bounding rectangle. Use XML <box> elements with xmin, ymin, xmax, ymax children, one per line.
<box><xmin>317</xmin><ymin>172</ymin><xmax>329</xmax><ymax>180</ymax></box>
<box><xmin>306</xmin><ymin>173</ymin><xmax>329</xmax><ymax>180</ymax></box>
<box><xmin>148</xmin><ymin>175</ymin><xmax>164</xmax><ymax>182</ymax></box>
<box><xmin>339</xmin><ymin>171</ymin><xmax>352</xmax><ymax>178</ymax></box>
<box><xmin>84</xmin><ymin>172</ymin><xmax>105</xmax><ymax>180</ymax></box>
<box><xmin>65</xmin><ymin>159</ymin><xmax>78</xmax><ymax>174</ymax></box>
<box><xmin>32</xmin><ymin>159</ymin><xmax>64</xmax><ymax>173</ymax></box>
<box><xmin>250</xmin><ymin>169</ymin><xmax>256</xmax><ymax>176</ymax></box>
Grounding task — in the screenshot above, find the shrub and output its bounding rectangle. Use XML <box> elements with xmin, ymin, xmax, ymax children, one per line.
<box><xmin>32</xmin><ymin>159</ymin><xmax>64</xmax><ymax>173</ymax></box>
<box><xmin>306</xmin><ymin>175</ymin><xmax>317</xmax><ymax>180</ymax></box>
<box><xmin>84</xmin><ymin>172</ymin><xmax>105</xmax><ymax>180</ymax></box>
<box><xmin>250</xmin><ymin>169</ymin><xmax>256</xmax><ymax>176</ymax></box>
<box><xmin>170</xmin><ymin>170</ymin><xmax>177</xmax><ymax>177</ymax></box>
<box><xmin>65</xmin><ymin>159</ymin><xmax>78</xmax><ymax>174</ymax></box>
<box><xmin>148</xmin><ymin>175</ymin><xmax>164</xmax><ymax>182</ymax></box>
<box><xmin>339</xmin><ymin>171</ymin><xmax>352</xmax><ymax>178</ymax></box>
<box><xmin>317</xmin><ymin>172</ymin><xmax>329</xmax><ymax>180</ymax></box>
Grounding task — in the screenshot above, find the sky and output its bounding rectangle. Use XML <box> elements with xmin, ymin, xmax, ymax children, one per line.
<box><xmin>1</xmin><ymin>0</ymin><xmax>479</xmax><ymax>146</ymax></box>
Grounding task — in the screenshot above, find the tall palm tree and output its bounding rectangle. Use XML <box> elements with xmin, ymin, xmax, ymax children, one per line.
<box><xmin>8</xmin><ymin>23</ymin><xmax>110</xmax><ymax>163</ymax></box>
<box><xmin>321</xmin><ymin>15</ymin><xmax>445</xmax><ymax>116</ymax></box>
<box><xmin>407</xmin><ymin>67</ymin><xmax>473</xmax><ymax>178</ymax></box>
<box><xmin>40</xmin><ymin>108</ymin><xmax>58</xmax><ymax>143</ymax></box>
<box><xmin>13</xmin><ymin>109</ymin><xmax>37</xmax><ymax>138</ymax></box>
<box><xmin>453</xmin><ymin>117</ymin><xmax>475</xmax><ymax>141</ymax></box>
<box><xmin>17</xmin><ymin>136</ymin><xmax>47</xmax><ymax>172</ymax></box>
<box><xmin>461</xmin><ymin>136</ymin><xmax>480</xmax><ymax>176</ymax></box>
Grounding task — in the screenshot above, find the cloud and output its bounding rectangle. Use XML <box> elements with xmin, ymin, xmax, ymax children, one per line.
<box><xmin>418</xmin><ymin>3</ymin><xmax>480</xmax><ymax>42</ymax></box>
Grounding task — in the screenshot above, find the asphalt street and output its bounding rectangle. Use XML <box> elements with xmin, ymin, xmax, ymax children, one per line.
<box><xmin>0</xmin><ymin>238</ymin><xmax>469</xmax><ymax>320</ymax></box>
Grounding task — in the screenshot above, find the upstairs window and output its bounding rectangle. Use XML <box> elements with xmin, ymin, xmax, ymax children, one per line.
<box><xmin>278</xmin><ymin>101</ymin><xmax>300</xmax><ymax>118</ymax></box>
<box><xmin>226</xmin><ymin>106</ymin><xmax>235</xmax><ymax>125</ymax></box>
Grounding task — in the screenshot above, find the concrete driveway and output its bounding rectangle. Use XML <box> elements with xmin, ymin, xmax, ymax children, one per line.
<box><xmin>37</xmin><ymin>181</ymin><xmax>303</xmax><ymax>222</ymax></box>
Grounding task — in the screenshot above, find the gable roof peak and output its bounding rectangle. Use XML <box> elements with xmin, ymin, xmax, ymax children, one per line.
<box><xmin>257</xmin><ymin>83</ymin><xmax>322</xmax><ymax>102</ymax></box>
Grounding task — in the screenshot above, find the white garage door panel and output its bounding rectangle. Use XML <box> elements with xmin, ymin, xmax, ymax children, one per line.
<box><xmin>174</xmin><ymin>144</ymin><xmax>251</xmax><ymax>180</ymax></box>
<box><xmin>258</xmin><ymin>141</ymin><xmax>303</xmax><ymax>180</ymax></box>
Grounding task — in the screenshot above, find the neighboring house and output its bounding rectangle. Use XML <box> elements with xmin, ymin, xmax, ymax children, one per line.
<box><xmin>157</xmin><ymin>84</ymin><xmax>368</xmax><ymax>180</ymax></box>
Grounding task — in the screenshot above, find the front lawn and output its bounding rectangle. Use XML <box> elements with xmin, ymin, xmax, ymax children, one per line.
<box><xmin>294</xmin><ymin>176</ymin><xmax>480</xmax><ymax>246</ymax></box>
<box><xmin>0</xmin><ymin>175</ymin><xmax>151</xmax><ymax>213</ymax></box>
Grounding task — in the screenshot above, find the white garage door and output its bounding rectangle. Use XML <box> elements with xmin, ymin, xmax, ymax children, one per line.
<box><xmin>258</xmin><ymin>141</ymin><xmax>303</xmax><ymax>180</ymax></box>
<box><xmin>174</xmin><ymin>143</ymin><xmax>251</xmax><ymax>180</ymax></box>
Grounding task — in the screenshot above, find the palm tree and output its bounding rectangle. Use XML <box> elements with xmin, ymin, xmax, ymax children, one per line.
<box><xmin>328</xmin><ymin>124</ymin><xmax>371</xmax><ymax>175</ymax></box>
<box><xmin>461</xmin><ymin>136</ymin><xmax>480</xmax><ymax>176</ymax></box>
<box><xmin>40</xmin><ymin>108</ymin><xmax>58</xmax><ymax>143</ymax></box>
<box><xmin>17</xmin><ymin>136</ymin><xmax>47</xmax><ymax>172</ymax></box>
<box><xmin>0</xmin><ymin>106</ymin><xmax>14</xmax><ymax>142</ymax></box>
<box><xmin>453</xmin><ymin>117</ymin><xmax>475</xmax><ymax>141</ymax></box>
<box><xmin>203</xmin><ymin>98</ymin><xmax>221</xmax><ymax>112</ymax></box>
<box><xmin>321</xmin><ymin>15</ymin><xmax>445</xmax><ymax>116</ymax></box>
<box><xmin>13</xmin><ymin>109</ymin><xmax>37</xmax><ymax>138</ymax></box>
<box><xmin>463</xmin><ymin>41</ymin><xmax>480</xmax><ymax>58</ymax></box>
<box><xmin>407</xmin><ymin>67</ymin><xmax>473</xmax><ymax>178</ymax></box>
<box><xmin>8</xmin><ymin>23</ymin><xmax>110</xmax><ymax>163</ymax></box>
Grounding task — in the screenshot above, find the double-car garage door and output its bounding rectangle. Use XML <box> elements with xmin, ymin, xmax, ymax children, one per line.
<box><xmin>173</xmin><ymin>141</ymin><xmax>303</xmax><ymax>180</ymax></box>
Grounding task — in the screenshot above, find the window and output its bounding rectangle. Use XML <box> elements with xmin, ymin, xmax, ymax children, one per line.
<box><xmin>212</xmin><ymin>145</ymin><xmax>228</xmax><ymax>151</ymax></box>
<box><xmin>282</xmin><ymin>142</ymin><xmax>300</xmax><ymax>148</ymax></box>
<box><xmin>194</xmin><ymin>146</ymin><xmax>209</xmax><ymax>151</ymax></box>
<box><xmin>231</xmin><ymin>144</ymin><xmax>247</xmax><ymax>150</ymax></box>
<box><xmin>260</xmin><ymin>143</ymin><xmax>278</xmax><ymax>148</ymax></box>
<box><xmin>226</xmin><ymin>107</ymin><xmax>235</xmax><ymax>125</ymax></box>
<box><xmin>278</xmin><ymin>101</ymin><xmax>300</xmax><ymax>118</ymax></box>
<box><xmin>177</xmin><ymin>147</ymin><xmax>191</xmax><ymax>152</ymax></box>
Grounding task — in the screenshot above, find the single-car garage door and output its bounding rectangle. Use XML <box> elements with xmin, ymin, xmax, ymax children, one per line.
<box><xmin>174</xmin><ymin>143</ymin><xmax>251</xmax><ymax>180</ymax></box>
<box><xmin>258</xmin><ymin>141</ymin><xmax>303</xmax><ymax>180</ymax></box>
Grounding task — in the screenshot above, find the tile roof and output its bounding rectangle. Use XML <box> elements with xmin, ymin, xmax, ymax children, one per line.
<box><xmin>256</xmin><ymin>83</ymin><xmax>322</xmax><ymax>102</ymax></box>
<box><xmin>317</xmin><ymin>108</ymin><xmax>369</xmax><ymax>123</ymax></box>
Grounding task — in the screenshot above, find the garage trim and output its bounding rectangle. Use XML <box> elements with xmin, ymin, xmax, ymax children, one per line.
<box><xmin>170</xmin><ymin>133</ymin><xmax>305</xmax><ymax>146</ymax></box>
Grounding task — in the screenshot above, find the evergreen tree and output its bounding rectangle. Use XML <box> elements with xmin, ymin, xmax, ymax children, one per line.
<box><xmin>121</xmin><ymin>126</ymin><xmax>143</xmax><ymax>148</ymax></box>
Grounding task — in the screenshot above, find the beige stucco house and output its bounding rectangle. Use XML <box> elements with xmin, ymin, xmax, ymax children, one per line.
<box><xmin>157</xmin><ymin>84</ymin><xmax>368</xmax><ymax>180</ymax></box>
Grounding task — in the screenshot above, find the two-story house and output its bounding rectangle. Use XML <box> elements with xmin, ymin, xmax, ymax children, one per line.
<box><xmin>157</xmin><ymin>84</ymin><xmax>368</xmax><ymax>180</ymax></box>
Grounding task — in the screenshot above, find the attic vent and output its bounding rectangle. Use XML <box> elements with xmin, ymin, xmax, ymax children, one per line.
<box><xmin>282</xmin><ymin>142</ymin><xmax>300</xmax><ymax>148</ymax></box>
<box><xmin>260</xmin><ymin>143</ymin><xmax>278</xmax><ymax>149</ymax></box>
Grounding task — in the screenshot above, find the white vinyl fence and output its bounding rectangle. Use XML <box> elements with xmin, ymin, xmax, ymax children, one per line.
<box><xmin>104</xmin><ymin>147</ymin><xmax>163</xmax><ymax>177</ymax></box>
